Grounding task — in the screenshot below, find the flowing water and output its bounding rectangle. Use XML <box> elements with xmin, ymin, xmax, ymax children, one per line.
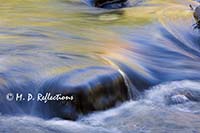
<box><xmin>0</xmin><ymin>0</ymin><xmax>200</xmax><ymax>132</ymax></box>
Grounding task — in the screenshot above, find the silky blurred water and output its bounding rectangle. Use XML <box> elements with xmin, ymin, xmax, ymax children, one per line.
<box><xmin>0</xmin><ymin>0</ymin><xmax>200</xmax><ymax>132</ymax></box>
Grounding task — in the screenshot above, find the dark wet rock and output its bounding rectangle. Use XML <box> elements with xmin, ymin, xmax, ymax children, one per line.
<box><xmin>194</xmin><ymin>6</ymin><xmax>200</xmax><ymax>20</ymax></box>
<box><xmin>193</xmin><ymin>5</ymin><xmax>200</xmax><ymax>28</ymax></box>
<box><xmin>34</xmin><ymin>66</ymin><xmax>130</xmax><ymax>120</ymax></box>
<box><xmin>89</xmin><ymin>0</ymin><xmax>130</xmax><ymax>9</ymax></box>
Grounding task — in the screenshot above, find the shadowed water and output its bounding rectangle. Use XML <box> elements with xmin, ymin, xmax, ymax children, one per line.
<box><xmin>0</xmin><ymin>0</ymin><xmax>200</xmax><ymax>132</ymax></box>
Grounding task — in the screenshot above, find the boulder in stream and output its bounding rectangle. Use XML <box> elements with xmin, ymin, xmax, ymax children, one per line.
<box><xmin>193</xmin><ymin>5</ymin><xmax>200</xmax><ymax>28</ymax></box>
<box><xmin>34</xmin><ymin>66</ymin><xmax>130</xmax><ymax>120</ymax></box>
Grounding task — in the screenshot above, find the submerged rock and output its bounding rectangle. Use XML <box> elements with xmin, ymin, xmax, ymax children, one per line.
<box><xmin>169</xmin><ymin>94</ymin><xmax>189</xmax><ymax>104</ymax></box>
<box><xmin>0</xmin><ymin>66</ymin><xmax>131</xmax><ymax>120</ymax></box>
<box><xmin>166</xmin><ymin>89</ymin><xmax>200</xmax><ymax>105</ymax></box>
<box><xmin>88</xmin><ymin>0</ymin><xmax>130</xmax><ymax>9</ymax></box>
<box><xmin>145</xmin><ymin>80</ymin><xmax>200</xmax><ymax>106</ymax></box>
<box><xmin>34</xmin><ymin>66</ymin><xmax>130</xmax><ymax>120</ymax></box>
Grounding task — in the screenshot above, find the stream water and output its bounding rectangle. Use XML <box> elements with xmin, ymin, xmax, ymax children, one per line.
<box><xmin>0</xmin><ymin>0</ymin><xmax>200</xmax><ymax>132</ymax></box>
